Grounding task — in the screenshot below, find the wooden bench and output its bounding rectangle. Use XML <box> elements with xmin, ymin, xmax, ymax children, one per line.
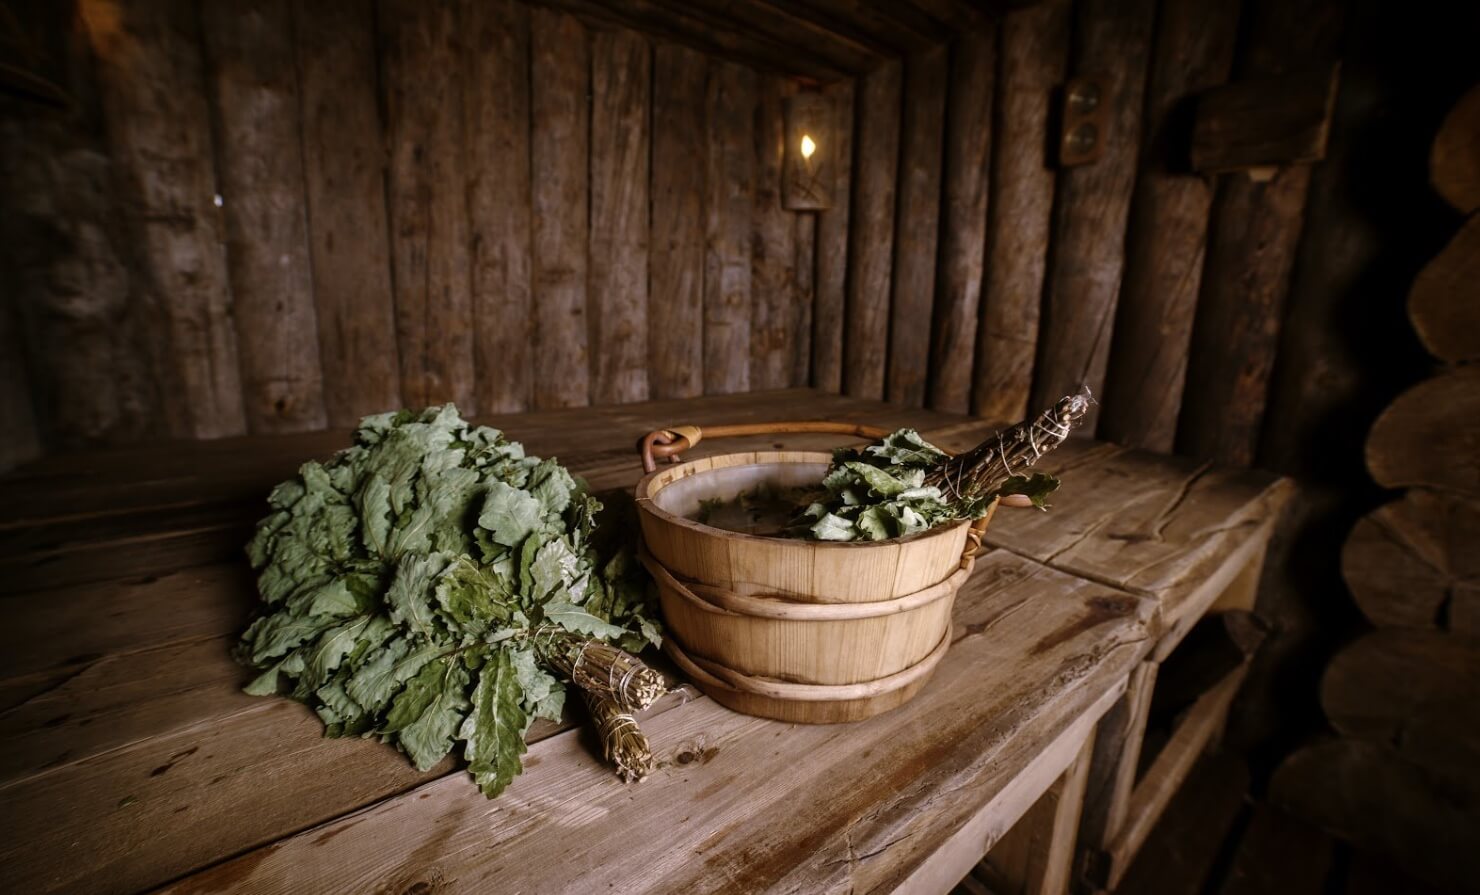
<box><xmin>0</xmin><ymin>390</ymin><xmax>1285</xmax><ymax>894</ymax></box>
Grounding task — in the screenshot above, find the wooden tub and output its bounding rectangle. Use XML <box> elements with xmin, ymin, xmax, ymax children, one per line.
<box><xmin>635</xmin><ymin>424</ymin><xmax>994</xmax><ymax>723</ymax></box>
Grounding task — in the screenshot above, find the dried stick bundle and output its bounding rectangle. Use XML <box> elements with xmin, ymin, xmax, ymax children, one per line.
<box><xmin>532</xmin><ymin>626</ymin><xmax>668</xmax><ymax>712</ymax></box>
<box><xmin>582</xmin><ymin>690</ymin><xmax>653</xmax><ymax>782</ymax></box>
<box><xmin>924</xmin><ymin>386</ymin><xmax>1094</xmax><ymax>503</ymax></box>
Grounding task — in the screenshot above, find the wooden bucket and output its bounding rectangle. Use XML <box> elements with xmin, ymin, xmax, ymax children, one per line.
<box><xmin>635</xmin><ymin>422</ymin><xmax>998</xmax><ymax>724</ymax></box>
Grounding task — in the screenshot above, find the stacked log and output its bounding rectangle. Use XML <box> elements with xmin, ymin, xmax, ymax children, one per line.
<box><xmin>1271</xmin><ymin>84</ymin><xmax>1480</xmax><ymax>894</ymax></box>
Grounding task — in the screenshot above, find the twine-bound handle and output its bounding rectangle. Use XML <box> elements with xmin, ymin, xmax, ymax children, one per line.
<box><xmin>639</xmin><ymin>421</ymin><xmax>895</xmax><ymax>473</ymax></box>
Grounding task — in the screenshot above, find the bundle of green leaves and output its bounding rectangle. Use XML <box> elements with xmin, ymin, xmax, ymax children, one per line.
<box><xmin>239</xmin><ymin>405</ymin><xmax>660</xmax><ymax>798</ymax></box>
<box><xmin>793</xmin><ymin>429</ymin><xmax>1058</xmax><ymax>542</ymax></box>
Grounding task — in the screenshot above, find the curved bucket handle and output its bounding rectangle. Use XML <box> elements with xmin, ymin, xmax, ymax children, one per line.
<box><xmin>637</xmin><ymin>420</ymin><xmax>1034</xmax><ymax>511</ymax></box>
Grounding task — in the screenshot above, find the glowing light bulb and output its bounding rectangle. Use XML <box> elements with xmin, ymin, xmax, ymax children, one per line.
<box><xmin>800</xmin><ymin>134</ymin><xmax>816</xmax><ymax>159</ymax></box>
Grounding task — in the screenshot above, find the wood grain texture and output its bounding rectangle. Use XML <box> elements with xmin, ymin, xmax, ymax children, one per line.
<box><xmin>1366</xmin><ymin>365</ymin><xmax>1480</xmax><ymax>497</ymax></box>
<box><xmin>0</xmin><ymin>111</ymin><xmax>157</xmax><ymax>448</ymax></box>
<box><xmin>464</xmin><ymin>0</ymin><xmax>534</xmax><ymax>413</ymax></box>
<box><xmin>1178</xmin><ymin>0</ymin><xmax>1345</xmax><ymax>466</ymax></box>
<box><xmin>0</xmin><ymin>284</ymin><xmax>39</xmax><ymax>470</ymax></box>
<box><xmin>1408</xmin><ymin>213</ymin><xmax>1480</xmax><ymax>363</ymax></box>
<box><xmin>930</xmin><ymin>26</ymin><xmax>994</xmax><ymax>415</ymax></box>
<box><xmin>1098</xmin><ymin>0</ymin><xmax>1240</xmax><ymax>452</ymax></box>
<box><xmin>530</xmin><ymin>8</ymin><xmax>591</xmax><ymax>408</ymax></box>
<box><xmin>649</xmin><ymin>44</ymin><xmax>708</xmax><ymax>399</ymax></box>
<box><xmin>1030</xmin><ymin>0</ymin><xmax>1155</xmax><ymax>430</ymax></box>
<box><xmin>976</xmin><ymin>1</ymin><xmax>1068</xmax><ymax>422</ymax></box>
<box><xmin>80</xmin><ymin>0</ymin><xmax>246</xmax><ymax>439</ymax></box>
<box><xmin>202</xmin><ymin>0</ymin><xmax>326</xmax><ymax>434</ymax></box>
<box><xmin>1076</xmin><ymin>661</ymin><xmax>1157</xmax><ymax>870</ymax></box>
<box><xmin>1342</xmin><ymin>491</ymin><xmax>1480</xmax><ymax>631</ymax></box>
<box><xmin>1191</xmin><ymin>65</ymin><xmax>1340</xmax><ymax>173</ymax></box>
<box><xmin>887</xmin><ymin>46</ymin><xmax>948</xmax><ymax>408</ymax></box>
<box><xmin>983</xmin><ymin>730</ymin><xmax>1096</xmax><ymax>895</ymax></box>
<box><xmin>812</xmin><ymin>80</ymin><xmax>854</xmax><ymax>393</ymax></box>
<box><xmin>381</xmin><ymin>0</ymin><xmax>474</xmax><ymax>411</ymax></box>
<box><xmin>1431</xmin><ymin>84</ymin><xmax>1480</xmax><ymax>213</ymax></box>
<box><xmin>844</xmin><ymin>59</ymin><xmax>901</xmax><ymax>400</ymax></box>
<box><xmin>1271</xmin><ymin>739</ymin><xmax>1480</xmax><ymax>895</ymax></box>
<box><xmin>1320</xmin><ymin>628</ymin><xmax>1480</xmax><ymax>741</ymax></box>
<box><xmin>292</xmin><ymin>0</ymin><xmax>400</xmax><ymax>426</ymax></box>
<box><xmin>750</xmin><ymin>75</ymin><xmax>798</xmax><ymax>391</ymax></box>
<box><xmin>794</xmin><ymin>212</ymin><xmax>816</xmax><ymax>386</ymax></box>
<box><xmin>158</xmin><ymin>551</ymin><xmax>1154</xmax><ymax>895</ymax></box>
<box><xmin>589</xmin><ymin>28</ymin><xmax>651</xmax><ymax>405</ymax></box>
<box><xmin>702</xmin><ymin>61</ymin><xmax>755</xmax><ymax>395</ymax></box>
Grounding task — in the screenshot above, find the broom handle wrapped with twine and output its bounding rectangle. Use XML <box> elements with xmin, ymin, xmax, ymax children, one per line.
<box><xmin>924</xmin><ymin>386</ymin><xmax>1094</xmax><ymax>503</ymax></box>
<box><xmin>582</xmin><ymin>690</ymin><xmax>653</xmax><ymax>782</ymax></box>
<box><xmin>531</xmin><ymin>626</ymin><xmax>668</xmax><ymax>712</ymax></box>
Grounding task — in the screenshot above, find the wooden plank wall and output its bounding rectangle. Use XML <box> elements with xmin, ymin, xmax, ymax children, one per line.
<box><xmin>5</xmin><ymin>0</ymin><xmax>1348</xmax><ymax>478</ymax></box>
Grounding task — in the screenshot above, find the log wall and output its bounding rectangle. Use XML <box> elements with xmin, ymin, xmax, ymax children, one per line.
<box><xmin>0</xmin><ymin>0</ymin><xmax>1450</xmax><ymax>493</ymax></box>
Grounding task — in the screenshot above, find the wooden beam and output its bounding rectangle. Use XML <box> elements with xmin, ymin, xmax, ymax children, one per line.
<box><xmin>381</xmin><ymin>0</ymin><xmax>475</xmax><ymax>411</ymax></box>
<box><xmin>465</xmin><ymin>0</ymin><xmax>535</xmax><ymax>413</ymax></box>
<box><xmin>1431</xmin><ymin>84</ymin><xmax>1480</xmax><ymax>213</ymax></box>
<box><xmin>1098</xmin><ymin>0</ymin><xmax>1241</xmax><ymax>452</ymax></box>
<box><xmin>530</xmin><ymin>8</ymin><xmax>591</xmax><ymax>408</ymax></box>
<box><xmin>1076</xmin><ymin>661</ymin><xmax>1157</xmax><ymax>883</ymax></box>
<box><xmin>1191</xmin><ymin>64</ymin><xmax>1340</xmax><ymax>173</ymax></box>
<box><xmin>1366</xmin><ymin>366</ymin><xmax>1480</xmax><ymax>497</ymax></box>
<box><xmin>930</xmin><ymin>25</ymin><xmax>995</xmax><ymax>414</ymax></box>
<box><xmin>1030</xmin><ymin>0</ymin><xmax>1155</xmax><ymax>429</ymax></box>
<box><xmin>532</xmin><ymin>0</ymin><xmax>847</xmax><ymax>82</ymax></box>
<box><xmin>1177</xmin><ymin>0</ymin><xmax>1345</xmax><ymax>466</ymax></box>
<box><xmin>1408</xmin><ymin>214</ymin><xmax>1480</xmax><ymax>364</ymax></box>
<box><xmin>649</xmin><ymin>45</ymin><xmax>708</xmax><ymax>400</ymax></box>
<box><xmin>983</xmin><ymin>728</ymin><xmax>1097</xmax><ymax>895</ymax></box>
<box><xmin>887</xmin><ymin>46</ymin><xmax>949</xmax><ymax>407</ymax></box>
<box><xmin>649</xmin><ymin>0</ymin><xmax>882</xmax><ymax>75</ymax></box>
<box><xmin>975</xmin><ymin>0</ymin><xmax>1068</xmax><ymax>423</ymax></box>
<box><xmin>702</xmin><ymin>62</ymin><xmax>756</xmax><ymax>395</ymax></box>
<box><xmin>1104</xmin><ymin>665</ymin><xmax>1248</xmax><ymax>889</ymax></box>
<box><xmin>0</xmin><ymin>283</ymin><xmax>38</xmax><ymax>470</ymax></box>
<box><xmin>750</xmin><ymin>75</ymin><xmax>799</xmax><ymax>391</ymax></box>
<box><xmin>202</xmin><ymin>0</ymin><xmax>326</xmax><ymax>435</ymax></box>
<box><xmin>843</xmin><ymin>60</ymin><xmax>901</xmax><ymax>400</ymax></box>
<box><xmin>293</xmin><ymin>0</ymin><xmax>401</xmax><ymax>425</ymax></box>
<box><xmin>79</xmin><ymin>0</ymin><xmax>246</xmax><ymax>439</ymax></box>
<box><xmin>793</xmin><ymin>213</ymin><xmax>817</xmax><ymax>386</ymax></box>
<box><xmin>787</xmin><ymin>0</ymin><xmax>944</xmax><ymax>54</ymax></box>
<box><xmin>589</xmin><ymin>28</ymin><xmax>651</xmax><ymax>405</ymax></box>
<box><xmin>812</xmin><ymin>80</ymin><xmax>855</xmax><ymax>393</ymax></box>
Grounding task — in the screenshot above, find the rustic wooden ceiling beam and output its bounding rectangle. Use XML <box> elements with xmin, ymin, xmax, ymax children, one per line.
<box><xmin>784</xmin><ymin>0</ymin><xmax>943</xmax><ymax>55</ymax></box>
<box><xmin>531</xmin><ymin>0</ymin><xmax>851</xmax><ymax>82</ymax></box>
<box><xmin>645</xmin><ymin>0</ymin><xmax>884</xmax><ymax>75</ymax></box>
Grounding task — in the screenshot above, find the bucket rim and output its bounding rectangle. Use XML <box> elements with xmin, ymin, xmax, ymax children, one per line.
<box><xmin>633</xmin><ymin>449</ymin><xmax>975</xmax><ymax>549</ymax></box>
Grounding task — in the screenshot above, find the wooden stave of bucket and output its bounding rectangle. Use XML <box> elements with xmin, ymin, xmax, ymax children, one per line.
<box><xmin>635</xmin><ymin>424</ymin><xmax>997</xmax><ymax>724</ymax></box>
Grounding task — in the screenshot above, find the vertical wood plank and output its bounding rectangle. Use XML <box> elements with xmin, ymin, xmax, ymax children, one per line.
<box><xmin>975</xmin><ymin>1</ymin><xmax>1068</xmax><ymax>423</ymax></box>
<box><xmin>793</xmin><ymin>212</ymin><xmax>816</xmax><ymax>386</ymax></box>
<box><xmin>381</xmin><ymin>0</ymin><xmax>475</xmax><ymax>412</ymax></box>
<box><xmin>1178</xmin><ymin>0</ymin><xmax>1346</xmax><ymax>465</ymax></box>
<box><xmin>887</xmin><ymin>46</ymin><xmax>949</xmax><ymax>408</ymax></box>
<box><xmin>751</xmin><ymin>75</ymin><xmax>797</xmax><ymax>391</ymax></box>
<box><xmin>844</xmin><ymin>59</ymin><xmax>902</xmax><ymax>401</ymax></box>
<box><xmin>530</xmin><ymin>9</ymin><xmax>591</xmax><ymax>408</ymax></box>
<box><xmin>812</xmin><ymin>79</ymin><xmax>854</xmax><ymax>393</ymax></box>
<box><xmin>0</xmin><ymin>0</ymin><xmax>159</xmax><ymax>449</ymax></box>
<box><xmin>649</xmin><ymin>45</ymin><xmax>708</xmax><ymax>400</ymax></box>
<box><xmin>1030</xmin><ymin>0</ymin><xmax>1156</xmax><ymax>427</ymax></box>
<box><xmin>80</xmin><ymin>0</ymin><xmax>246</xmax><ymax>439</ymax></box>
<box><xmin>1098</xmin><ymin>0</ymin><xmax>1241</xmax><ymax>452</ymax></box>
<box><xmin>1076</xmin><ymin>661</ymin><xmax>1158</xmax><ymax>883</ymax></box>
<box><xmin>0</xmin><ymin>284</ymin><xmax>40</xmax><ymax>470</ymax></box>
<box><xmin>930</xmin><ymin>26</ymin><xmax>995</xmax><ymax>414</ymax></box>
<box><xmin>589</xmin><ymin>28</ymin><xmax>651</xmax><ymax>406</ymax></box>
<box><xmin>464</xmin><ymin>0</ymin><xmax>533</xmax><ymax>414</ymax></box>
<box><xmin>293</xmin><ymin>0</ymin><xmax>401</xmax><ymax>425</ymax></box>
<box><xmin>702</xmin><ymin>61</ymin><xmax>755</xmax><ymax>396</ymax></box>
<box><xmin>202</xmin><ymin>0</ymin><xmax>326</xmax><ymax>434</ymax></box>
